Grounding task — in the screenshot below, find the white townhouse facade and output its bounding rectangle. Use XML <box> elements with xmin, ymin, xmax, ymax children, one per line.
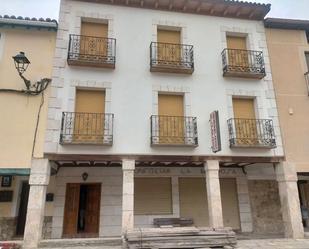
<box><xmin>22</xmin><ymin>0</ymin><xmax>304</xmax><ymax>248</ymax></box>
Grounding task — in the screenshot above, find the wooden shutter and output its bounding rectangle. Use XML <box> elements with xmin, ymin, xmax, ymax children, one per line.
<box><xmin>233</xmin><ymin>98</ymin><xmax>255</xmax><ymax>119</ymax></box>
<box><xmin>80</xmin><ymin>22</ymin><xmax>108</xmax><ymax>57</ymax></box>
<box><xmin>81</xmin><ymin>22</ymin><xmax>108</xmax><ymax>37</ymax></box>
<box><xmin>75</xmin><ymin>90</ymin><xmax>105</xmax><ymax>113</ymax></box>
<box><xmin>158</xmin><ymin>94</ymin><xmax>184</xmax><ymax>144</ymax></box>
<box><xmin>134</xmin><ymin>178</ymin><xmax>172</xmax><ymax>215</ymax></box>
<box><xmin>63</xmin><ymin>183</ymin><xmax>80</xmax><ymax>237</ymax></box>
<box><xmin>220</xmin><ymin>178</ymin><xmax>240</xmax><ymax>229</ymax></box>
<box><xmin>227</xmin><ymin>36</ymin><xmax>248</xmax><ymax>68</ymax></box>
<box><xmin>233</xmin><ymin>98</ymin><xmax>257</xmax><ymax>145</ymax></box>
<box><xmin>74</xmin><ymin>90</ymin><xmax>105</xmax><ymax>143</ymax></box>
<box><xmin>227</xmin><ymin>36</ymin><xmax>247</xmax><ymax>50</ymax></box>
<box><xmin>179</xmin><ymin>177</ymin><xmax>241</xmax><ymax>229</ymax></box>
<box><xmin>179</xmin><ymin>178</ymin><xmax>209</xmax><ymax>227</ymax></box>
<box><xmin>157</xmin><ymin>29</ymin><xmax>181</xmax><ymax>62</ymax></box>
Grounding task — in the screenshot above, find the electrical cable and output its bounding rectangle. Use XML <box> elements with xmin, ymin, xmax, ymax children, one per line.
<box><xmin>32</xmin><ymin>91</ymin><xmax>45</xmax><ymax>158</ymax></box>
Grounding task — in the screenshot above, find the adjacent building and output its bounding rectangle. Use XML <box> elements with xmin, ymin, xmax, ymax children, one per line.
<box><xmin>264</xmin><ymin>18</ymin><xmax>309</xmax><ymax>228</ymax></box>
<box><xmin>0</xmin><ymin>16</ymin><xmax>57</xmax><ymax>240</ymax></box>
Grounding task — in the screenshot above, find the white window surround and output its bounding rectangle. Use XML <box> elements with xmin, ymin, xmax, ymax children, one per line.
<box><xmin>152</xmin><ymin>19</ymin><xmax>188</xmax><ymax>44</ymax></box>
<box><xmin>220</xmin><ymin>26</ymin><xmax>254</xmax><ymax>51</ymax></box>
<box><xmin>152</xmin><ymin>84</ymin><xmax>191</xmax><ymax>116</ymax></box>
<box><xmin>226</xmin><ymin>89</ymin><xmax>263</xmax><ymax>119</ymax></box>
<box><xmin>68</xmin><ymin>80</ymin><xmax>112</xmax><ymax>114</ymax></box>
<box><xmin>74</xmin><ymin>11</ymin><xmax>114</xmax><ymax>38</ymax></box>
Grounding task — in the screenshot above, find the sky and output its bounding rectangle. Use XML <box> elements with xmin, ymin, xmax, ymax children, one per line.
<box><xmin>0</xmin><ymin>0</ymin><xmax>308</xmax><ymax>20</ymax></box>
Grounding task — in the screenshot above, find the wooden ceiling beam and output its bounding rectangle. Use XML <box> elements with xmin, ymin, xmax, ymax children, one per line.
<box><xmin>223</xmin><ymin>6</ymin><xmax>229</xmax><ymax>16</ymax></box>
<box><xmin>169</xmin><ymin>0</ymin><xmax>174</xmax><ymax>10</ymax></box>
<box><xmin>155</xmin><ymin>0</ymin><xmax>159</xmax><ymax>9</ymax></box>
<box><xmin>196</xmin><ymin>1</ymin><xmax>202</xmax><ymax>12</ymax></box>
<box><xmin>183</xmin><ymin>0</ymin><xmax>188</xmax><ymax>11</ymax></box>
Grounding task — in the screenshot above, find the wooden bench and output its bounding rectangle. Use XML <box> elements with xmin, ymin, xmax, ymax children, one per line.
<box><xmin>153</xmin><ymin>218</ymin><xmax>194</xmax><ymax>227</ymax></box>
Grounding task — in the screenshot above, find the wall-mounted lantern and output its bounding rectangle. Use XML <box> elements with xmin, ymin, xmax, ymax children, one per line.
<box><xmin>9</xmin><ymin>51</ymin><xmax>51</xmax><ymax>95</ymax></box>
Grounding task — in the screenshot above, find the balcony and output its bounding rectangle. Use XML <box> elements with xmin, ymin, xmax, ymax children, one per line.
<box><xmin>227</xmin><ymin>118</ymin><xmax>276</xmax><ymax>148</ymax></box>
<box><xmin>150</xmin><ymin>42</ymin><xmax>194</xmax><ymax>74</ymax></box>
<box><xmin>60</xmin><ymin>112</ymin><xmax>114</xmax><ymax>145</ymax></box>
<box><xmin>67</xmin><ymin>34</ymin><xmax>116</xmax><ymax>68</ymax></box>
<box><xmin>150</xmin><ymin>115</ymin><xmax>198</xmax><ymax>146</ymax></box>
<box><xmin>222</xmin><ymin>48</ymin><xmax>266</xmax><ymax>79</ymax></box>
<box><xmin>305</xmin><ymin>72</ymin><xmax>309</xmax><ymax>95</ymax></box>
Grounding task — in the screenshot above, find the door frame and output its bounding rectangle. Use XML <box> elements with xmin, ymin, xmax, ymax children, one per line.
<box><xmin>62</xmin><ymin>182</ymin><xmax>101</xmax><ymax>238</ymax></box>
<box><xmin>15</xmin><ymin>181</ymin><xmax>30</xmax><ymax>236</ymax></box>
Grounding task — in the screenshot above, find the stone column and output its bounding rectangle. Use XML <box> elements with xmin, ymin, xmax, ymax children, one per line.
<box><xmin>204</xmin><ymin>160</ymin><xmax>223</xmax><ymax>228</ymax></box>
<box><xmin>276</xmin><ymin>161</ymin><xmax>304</xmax><ymax>239</ymax></box>
<box><xmin>122</xmin><ymin>159</ymin><xmax>135</xmax><ymax>234</ymax></box>
<box><xmin>23</xmin><ymin>159</ymin><xmax>50</xmax><ymax>249</ymax></box>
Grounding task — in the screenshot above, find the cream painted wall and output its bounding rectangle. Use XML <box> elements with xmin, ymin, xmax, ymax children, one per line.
<box><xmin>0</xmin><ymin>28</ymin><xmax>56</xmax><ymax>168</ymax></box>
<box><xmin>266</xmin><ymin>28</ymin><xmax>309</xmax><ymax>172</ymax></box>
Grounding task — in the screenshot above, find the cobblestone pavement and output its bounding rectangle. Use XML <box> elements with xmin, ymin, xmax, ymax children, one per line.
<box><xmin>237</xmin><ymin>239</ymin><xmax>309</xmax><ymax>249</ymax></box>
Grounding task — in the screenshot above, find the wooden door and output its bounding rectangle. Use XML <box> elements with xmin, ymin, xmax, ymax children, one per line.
<box><xmin>157</xmin><ymin>29</ymin><xmax>181</xmax><ymax>63</ymax></box>
<box><xmin>74</xmin><ymin>90</ymin><xmax>105</xmax><ymax>143</ymax></box>
<box><xmin>227</xmin><ymin>36</ymin><xmax>248</xmax><ymax>69</ymax></box>
<box><xmin>16</xmin><ymin>182</ymin><xmax>30</xmax><ymax>236</ymax></box>
<box><xmin>84</xmin><ymin>184</ymin><xmax>101</xmax><ymax>235</ymax></box>
<box><xmin>233</xmin><ymin>98</ymin><xmax>258</xmax><ymax>145</ymax></box>
<box><xmin>80</xmin><ymin>22</ymin><xmax>108</xmax><ymax>58</ymax></box>
<box><xmin>63</xmin><ymin>183</ymin><xmax>80</xmax><ymax>237</ymax></box>
<box><xmin>158</xmin><ymin>94</ymin><xmax>184</xmax><ymax>144</ymax></box>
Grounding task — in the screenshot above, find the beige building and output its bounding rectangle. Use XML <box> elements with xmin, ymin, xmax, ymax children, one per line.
<box><xmin>0</xmin><ymin>16</ymin><xmax>57</xmax><ymax>240</ymax></box>
<box><xmin>265</xmin><ymin>18</ymin><xmax>309</xmax><ymax>227</ymax></box>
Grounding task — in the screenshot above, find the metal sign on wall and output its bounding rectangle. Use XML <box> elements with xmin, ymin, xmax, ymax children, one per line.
<box><xmin>210</xmin><ymin>110</ymin><xmax>221</xmax><ymax>153</ymax></box>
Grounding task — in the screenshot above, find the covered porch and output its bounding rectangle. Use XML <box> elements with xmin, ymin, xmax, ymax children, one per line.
<box><xmin>19</xmin><ymin>154</ymin><xmax>303</xmax><ymax>248</ymax></box>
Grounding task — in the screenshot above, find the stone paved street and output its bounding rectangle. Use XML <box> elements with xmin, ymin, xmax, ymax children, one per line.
<box><xmin>237</xmin><ymin>239</ymin><xmax>309</xmax><ymax>249</ymax></box>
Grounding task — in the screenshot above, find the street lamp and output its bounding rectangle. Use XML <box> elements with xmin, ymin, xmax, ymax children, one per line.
<box><xmin>12</xmin><ymin>52</ymin><xmax>31</xmax><ymax>90</ymax></box>
<box><xmin>12</xmin><ymin>51</ymin><xmax>30</xmax><ymax>74</ymax></box>
<box><xmin>11</xmin><ymin>52</ymin><xmax>50</xmax><ymax>95</ymax></box>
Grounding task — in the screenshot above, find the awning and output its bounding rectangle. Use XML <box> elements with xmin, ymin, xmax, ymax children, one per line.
<box><xmin>0</xmin><ymin>169</ymin><xmax>30</xmax><ymax>176</ymax></box>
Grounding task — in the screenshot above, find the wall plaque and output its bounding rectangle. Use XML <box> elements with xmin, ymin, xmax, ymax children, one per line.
<box><xmin>1</xmin><ymin>176</ymin><xmax>12</xmax><ymax>187</ymax></box>
<box><xmin>210</xmin><ymin>110</ymin><xmax>221</xmax><ymax>153</ymax></box>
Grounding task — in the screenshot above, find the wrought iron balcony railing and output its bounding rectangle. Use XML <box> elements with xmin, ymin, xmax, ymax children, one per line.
<box><xmin>67</xmin><ymin>34</ymin><xmax>116</xmax><ymax>68</ymax></box>
<box><xmin>222</xmin><ymin>48</ymin><xmax>266</xmax><ymax>79</ymax></box>
<box><xmin>60</xmin><ymin>112</ymin><xmax>114</xmax><ymax>145</ymax></box>
<box><xmin>150</xmin><ymin>42</ymin><xmax>194</xmax><ymax>74</ymax></box>
<box><xmin>150</xmin><ymin>115</ymin><xmax>198</xmax><ymax>146</ymax></box>
<box><xmin>227</xmin><ymin>118</ymin><xmax>276</xmax><ymax>148</ymax></box>
<box><xmin>305</xmin><ymin>72</ymin><xmax>309</xmax><ymax>95</ymax></box>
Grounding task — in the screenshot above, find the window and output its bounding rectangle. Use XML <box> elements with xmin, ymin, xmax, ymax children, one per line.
<box><xmin>134</xmin><ymin>177</ymin><xmax>172</xmax><ymax>215</ymax></box>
